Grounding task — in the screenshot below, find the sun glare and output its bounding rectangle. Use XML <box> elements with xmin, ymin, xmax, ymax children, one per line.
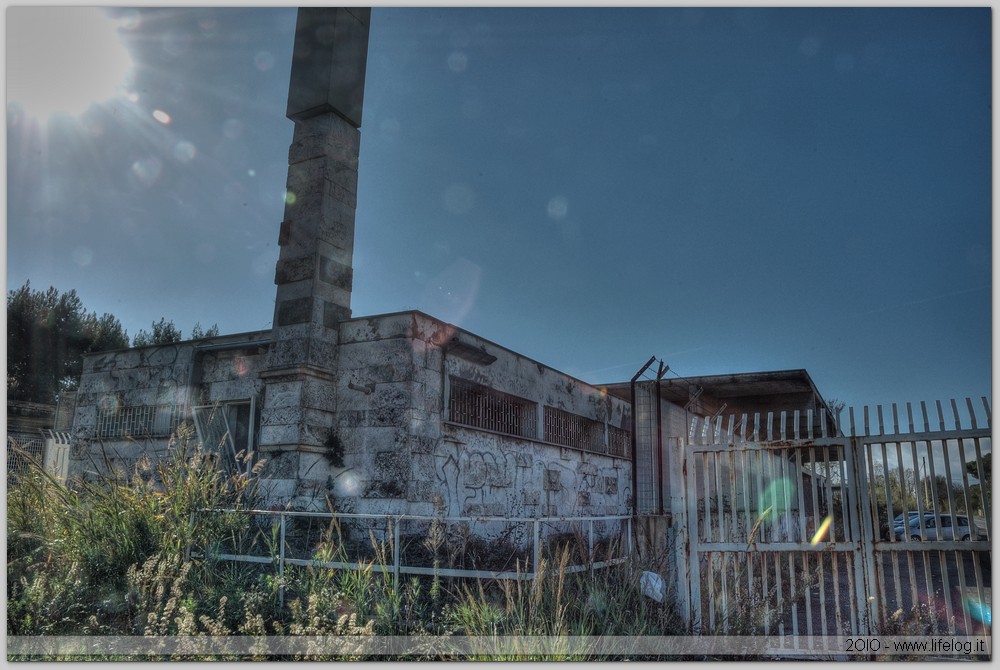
<box><xmin>7</xmin><ymin>7</ymin><xmax>136</xmax><ymax>121</ymax></box>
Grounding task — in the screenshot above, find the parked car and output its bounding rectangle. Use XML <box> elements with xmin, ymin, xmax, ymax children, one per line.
<box><xmin>894</xmin><ymin>513</ymin><xmax>987</xmax><ymax>542</ymax></box>
<box><xmin>893</xmin><ymin>511</ymin><xmax>926</xmax><ymax>526</ymax></box>
<box><xmin>883</xmin><ymin>511</ymin><xmax>929</xmax><ymax>540</ymax></box>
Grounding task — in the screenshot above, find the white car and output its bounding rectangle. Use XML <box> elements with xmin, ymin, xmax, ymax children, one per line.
<box><xmin>892</xmin><ymin>511</ymin><xmax>926</xmax><ymax>527</ymax></box>
<box><xmin>894</xmin><ymin>513</ymin><xmax>986</xmax><ymax>542</ymax></box>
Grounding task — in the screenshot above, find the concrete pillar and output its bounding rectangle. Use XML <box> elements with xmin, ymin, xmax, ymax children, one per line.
<box><xmin>258</xmin><ymin>8</ymin><xmax>370</xmax><ymax>509</ymax></box>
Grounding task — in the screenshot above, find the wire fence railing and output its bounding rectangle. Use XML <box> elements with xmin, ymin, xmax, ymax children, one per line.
<box><xmin>188</xmin><ymin>510</ymin><xmax>634</xmax><ymax>607</ymax></box>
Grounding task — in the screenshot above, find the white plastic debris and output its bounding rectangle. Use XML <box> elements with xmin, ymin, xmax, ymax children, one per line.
<box><xmin>640</xmin><ymin>570</ymin><xmax>665</xmax><ymax>603</ymax></box>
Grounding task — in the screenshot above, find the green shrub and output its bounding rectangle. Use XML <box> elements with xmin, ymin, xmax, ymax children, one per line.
<box><xmin>9</xmin><ymin>431</ymin><xmax>694</xmax><ymax>659</ymax></box>
<box><xmin>6</xmin><ymin>424</ymin><xmax>262</xmax><ymax>636</ymax></box>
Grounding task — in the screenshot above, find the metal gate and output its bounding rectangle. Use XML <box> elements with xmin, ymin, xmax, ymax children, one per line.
<box><xmin>855</xmin><ymin>400</ymin><xmax>991</xmax><ymax>636</ymax></box>
<box><xmin>681</xmin><ymin>399</ymin><xmax>991</xmax><ymax>639</ymax></box>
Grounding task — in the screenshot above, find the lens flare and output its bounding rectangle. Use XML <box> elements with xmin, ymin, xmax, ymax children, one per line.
<box><xmin>547</xmin><ymin>196</ymin><xmax>569</xmax><ymax>220</ymax></box>
<box><xmin>152</xmin><ymin>109</ymin><xmax>171</xmax><ymax>124</ymax></box>
<box><xmin>72</xmin><ymin>246</ymin><xmax>94</xmax><ymax>267</ymax></box>
<box><xmin>333</xmin><ymin>471</ymin><xmax>361</xmax><ymax>497</ymax></box>
<box><xmin>810</xmin><ymin>516</ymin><xmax>833</xmax><ymax>545</ymax></box>
<box><xmin>173</xmin><ymin>141</ymin><xmax>196</xmax><ymax>162</ymax></box>
<box><xmin>964</xmin><ymin>597</ymin><xmax>992</xmax><ymax>625</ymax></box>
<box><xmin>759</xmin><ymin>477</ymin><xmax>796</xmax><ymax>517</ymax></box>
<box><xmin>233</xmin><ymin>357</ymin><xmax>249</xmax><ymax>377</ymax></box>
<box><xmin>131</xmin><ymin>157</ymin><xmax>163</xmax><ymax>187</ymax></box>
<box><xmin>98</xmin><ymin>394</ymin><xmax>122</xmax><ymax>414</ymax></box>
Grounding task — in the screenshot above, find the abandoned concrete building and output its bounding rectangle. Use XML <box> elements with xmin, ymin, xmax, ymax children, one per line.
<box><xmin>61</xmin><ymin>8</ymin><xmax>836</xmax><ymax>530</ymax></box>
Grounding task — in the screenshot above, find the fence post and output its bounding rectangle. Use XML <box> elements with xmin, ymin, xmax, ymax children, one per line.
<box><xmin>626</xmin><ymin>516</ymin><xmax>633</xmax><ymax>558</ymax></box>
<box><xmin>846</xmin><ymin>437</ymin><xmax>878</xmax><ymax>634</ymax></box>
<box><xmin>684</xmin><ymin>443</ymin><xmax>701</xmax><ymax>633</ymax></box>
<box><xmin>279</xmin><ymin>513</ymin><xmax>287</xmax><ymax>609</ymax></box>
<box><xmin>392</xmin><ymin>517</ymin><xmax>401</xmax><ymax>590</ymax></box>
<box><xmin>533</xmin><ymin>518</ymin><xmax>541</xmax><ymax>579</ymax></box>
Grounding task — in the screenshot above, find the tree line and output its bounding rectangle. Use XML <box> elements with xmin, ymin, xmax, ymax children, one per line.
<box><xmin>7</xmin><ymin>281</ymin><xmax>217</xmax><ymax>405</ymax></box>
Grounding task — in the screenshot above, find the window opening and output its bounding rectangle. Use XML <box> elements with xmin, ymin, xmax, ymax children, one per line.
<box><xmin>544</xmin><ymin>406</ymin><xmax>605</xmax><ymax>453</ymax></box>
<box><xmin>447</xmin><ymin>377</ymin><xmax>537</xmax><ymax>439</ymax></box>
<box><xmin>192</xmin><ymin>399</ymin><xmax>256</xmax><ymax>475</ymax></box>
<box><xmin>96</xmin><ymin>403</ymin><xmax>181</xmax><ymax>439</ymax></box>
<box><xmin>608</xmin><ymin>423</ymin><xmax>631</xmax><ymax>458</ymax></box>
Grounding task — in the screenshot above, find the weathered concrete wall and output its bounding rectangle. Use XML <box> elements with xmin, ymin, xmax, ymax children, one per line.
<box><xmin>69</xmin><ymin>331</ymin><xmax>271</xmax><ymax>479</ymax></box>
<box><xmin>328</xmin><ymin>311</ymin><xmax>632</xmax><ymax>522</ymax></box>
<box><xmin>69</xmin><ymin>311</ymin><xmax>634</xmax><ymax>529</ymax></box>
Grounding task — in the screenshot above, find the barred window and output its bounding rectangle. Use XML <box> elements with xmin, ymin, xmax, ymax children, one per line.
<box><xmin>608</xmin><ymin>424</ymin><xmax>631</xmax><ymax>458</ymax></box>
<box><xmin>96</xmin><ymin>404</ymin><xmax>182</xmax><ymax>439</ymax></box>
<box><xmin>448</xmin><ymin>377</ymin><xmax>537</xmax><ymax>438</ymax></box>
<box><xmin>544</xmin><ymin>406</ymin><xmax>605</xmax><ymax>453</ymax></box>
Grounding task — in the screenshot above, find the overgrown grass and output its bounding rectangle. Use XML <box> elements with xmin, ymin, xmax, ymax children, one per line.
<box><xmin>7</xmin><ymin>427</ymin><xmax>690</xmax><ymax>660</ymax></box>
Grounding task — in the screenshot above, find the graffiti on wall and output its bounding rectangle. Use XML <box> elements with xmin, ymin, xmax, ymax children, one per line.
<box><xmin>431</xmin><ymin>434</ymin><xmax>627</xmax><ymax>519</ymax></box>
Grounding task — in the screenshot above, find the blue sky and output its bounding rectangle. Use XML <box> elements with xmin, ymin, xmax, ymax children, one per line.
<box><xmin>5</xmin><ymin>6</ymin><xmax>992</xmax><ymax>412</ymax></box>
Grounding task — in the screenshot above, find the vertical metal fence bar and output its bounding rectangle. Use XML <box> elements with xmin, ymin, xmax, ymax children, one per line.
<box><xmin>923</xmin><ymin>440</ymin><xmax>956</xmax><ymax>631</ymax></box>
<box><xmin>278</xmin><ymin>513</ymin><xmax>286</xmax><ymax>609</ymax></box>
<box><xmin>805</xmin><ymin>445</ymin><xmax>819</xmax><ymax>636</ymax></box>
<box><xmin>588</xmin><ymin>518</ymin><xmax>594</xmax><ymax>573</ymax></box>
<box><xmin>703</xmin><ymin>451</ymin><xmax>713</xmax><ymax>544</ymax></box>
<box><xmin>742</xmin><ymin>447</ymin><xmax>755</xmax><ymax>608</ymax></box>
<box><xmin>717</xmin><ymin>452</ymin><xmax>729</xmax><ymax>629</ymax></box>
<box><xmin>833</xmin><ymin>554</ymin><xmax>847</xmax><ymax>640</ymax></box>
<box><xmin>754</xmin><ymin>448</ymin><xmax>765</xmax><ymax>544</ymax></box>
<box><xmin>686</xmin><ymin>443</ymin><xmax>703</xmax><ymax>633</ymax></box>
<box><xmin>900</xmin><ymin>440</ymin><xmax>921</xmax><ymax>622</ymax></box>
<box><xmin>891</xmin><ymin>437</ymin><xmax>911</xmax><ymax>615</ymax></box>
<box><xmin>707</xmin><ymin>547</ymin><xmax>717</xmax><ymax>632</ymax></box>
<box><xmin>917</xmin><ymin>440</ymin><xmax>939</xmax><ymax>634</ymax></box>
<box><xmin>969</xmin><ymin>548</ymin><xmax>988</xmax><ymax>635</ymax></box>
<box><xmin>761</xmin><ymin>550</ymin><xmax>771</xmax><ymax>633</ymax></box>
<box><xmin>845</xmin><ymin>439</ymin><xmax>868</xmax><ymax>634</ymax></box>
<box><xmin>819</xmin><ymin>445</ymin><xmax>846</xmax><ymax>635</ymax></box>
<box><xmin>875</xmin><ymin>440</ymin><xmax>890</xmax><ymax>624</ymax></box>
<box><xmin>393</xmin><ymin>517</ymin><xmax>401</xmax><ymax>591</ymax></box>
<box><xmin>728</xmin><ymin>447</ymin><xmax>740</xmax><ymax>597</ymax></box>
<box><xmin>774</xmin><ymin>544</ymin><xmax>784</xmax><ymax>637</ymax></box>
<box><xmin>771</xmin><ymin>452</ymin><xmax>793</xmax><ymax>637</ymax></box>
<box><xmin>971</xmin><ymin>435</ymin><xmax>991</xmax><ymax>534</ymax></box>
<box><xmin>955</xmin><ymin>436</ymin><xmax>974</xmax><ymax>533</ymax></box>
<box><xmin>715</xmin><ymin>451</ymin><xmax>727</xmax><ymax>548</ymax></box>
<box><xmin>533</xmin><ymin>518</ymin><xmax>541</xmax><ymax>578</ymax></box>
<box><xmin>801</xmin><ymin>550</ymin><xmax>813</xmax><ymax>637</ymax></box>
<box><xmin>627</xmin><ymin>516</ymin><xmax>633</xmax><ymax>558</ymax></box>
<box><xmin>787</xmin><ymin>551</ymin><xmax>798</xmax><ymax>639</ymax></box>
<box><xmin>939</xmin><ymin>437</ymin><xmax>971</xmax><ymax>634</ymax></box>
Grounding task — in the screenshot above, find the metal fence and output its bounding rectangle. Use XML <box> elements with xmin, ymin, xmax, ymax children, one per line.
<box><xmin>95</xmin><ymin>403</ymin><xmax>183</xmax><ymax>439</ymax></box>
<box><xmin>7</xmin><ymin>432</ymin><xmax>45</xmax><ymax>482</ymax></box>
<box><xmin>189</xmin><ymin>510</ymin><xmax>633</xmax><ymax>606</ymax></box>
<box><xmin>679</xmin><ymin>399</ymin><xmax>991</xmax><ymax>641</ymax></box>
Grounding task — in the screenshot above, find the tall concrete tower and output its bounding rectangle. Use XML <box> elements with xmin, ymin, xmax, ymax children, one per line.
<box><xmin>258</xmin><ymin>8</ymin><xmax>371</xmax><ymax>508</ymax></box>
